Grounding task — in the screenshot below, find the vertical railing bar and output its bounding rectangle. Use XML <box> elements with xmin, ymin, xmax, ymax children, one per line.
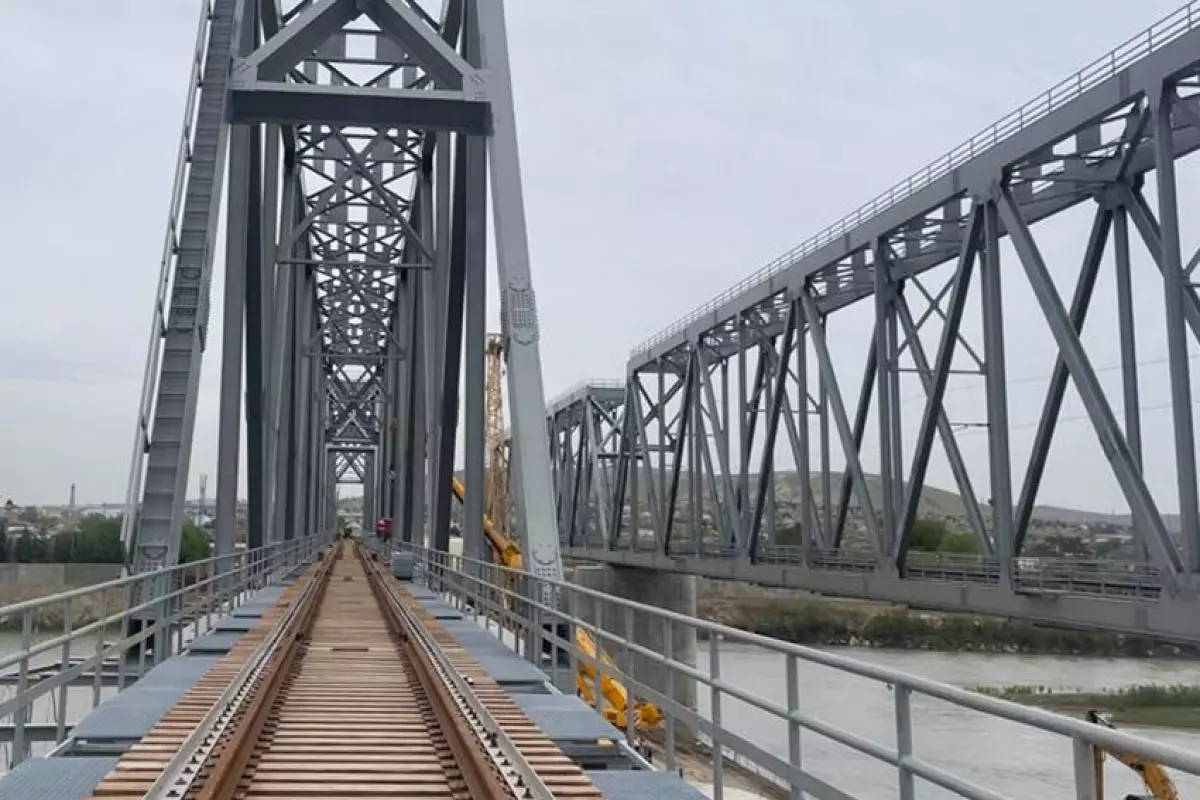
<box><xmin>895</xmin><ymin>684</ymin><xmax>915</xmax><ymax>800</ymax></box>
<box><xmin>711</xmin><ymin>634</ymin><xmax>724</xmax><ymax>800</ymax></box>
<box><xmin>55</xmin><ymin>597</ymin><xmax>73</xmax><ymax>745</ymax></box>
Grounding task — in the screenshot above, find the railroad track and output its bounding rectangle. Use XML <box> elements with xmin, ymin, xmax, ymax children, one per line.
<box><xmin>91</xmin><ymin>540</ymin><xmax>603</xmax><ymax>799</ymax></box>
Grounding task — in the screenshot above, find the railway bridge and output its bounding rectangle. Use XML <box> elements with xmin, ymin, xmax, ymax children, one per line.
<box><xmin>4</xmin><ymin>0</ymin><xmax>1200</xmax><ymax>798</ymax></box>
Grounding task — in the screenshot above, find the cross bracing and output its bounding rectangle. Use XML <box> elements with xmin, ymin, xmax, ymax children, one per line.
<box><xmin>554</xmin><ymin>3</ymin><xmax>1200</xmax><ymax>642</ymax></box>
<box><xmin>121</xmin><ymin>0</ymin><xmax>565</xmax><ymax>616</ymax></box>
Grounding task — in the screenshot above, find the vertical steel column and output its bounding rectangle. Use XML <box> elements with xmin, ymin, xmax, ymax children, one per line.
<box><xmin>462</xmin><ymin>120</ymin><xmax>489</xmax><ymax>564</ymax></box>
<box><xmin>391</xmin><ymin>273</ymin><xmax>410</xmax><ymax>541</ymax></box>
<box><xmin>244</xmin><ymin>123</ymin><xmax>267</xmax><ymax>553</ymax></box>
<box><xmin>1113</xmin><ymin>204</ymin><xmax>1145</xmax><ymax>559</ymax></box>
<box><xmin>258</xmin><ymin>120</ymin><xmax>280</xmax><ymax>549</ymax></box>
<box><xmin>214</xmin><ymin>0</ymin><xmax>257</xmax><ymax>567</ymax></box>
<box><xmin>873</xmin><ymin>245</ymin><xmax>898</xmax><ymax>552</ymax></box>
<box><xmin>424</xmin><ymin>132</ymin><xmax>452</xmax><ymax>547</ymax></box>
<box><xmin>268</xmin><ymin>168</ymin><xmax>298</xmax><ymax>545</ymax></box>
<box><xmin>796</xmin><ymin>317</ymin><xmax>813</xmax><ymax>549</ymax></box>
<box><xmin>377</xmin><ymin>389</ymin><xmax>391</xmax><ymax>521</ymax></box>
<box><xmin>736</xmin><ymin>322</ymin><xmax>749</xmax><ymax>547</ymax></box>
<box><xmin>981</xmin><ymin>200</ymin><xmax>1014</xmax><ymax>569</ymax></box>
<box><xmin>817</xmin><ymin>319</ymin><xmax>833</xmax><ymax>544</ymax></box>
<box><xmin>476</xmin><ymin>0</ymin><xmax>568</xmax><ymax>586</ymax></box>
<box><xmin>363</xmin><ymin>452</ymin><xmax>376</xmax><ymax>538</ymax></box>
<box><xmin>689</xmin><ymin>352</ymin><xmax>702</xmax><ymax>552</ymax></box>
<box><xmin>430</xmin><ymin>131</ymin><xmax>470</xmax><ymax>555</ymax></box>
<box><xmin>1152</xmin><ymin>93</ymin><xmax>1200</xmax><ymax>571</ymax></box>
<box><xmin>306</xmin><ymin>333</ymin><xmax>323</xmax><ymax>537</ymax></box>
<box><xmin>290</xmin><ymin>268</ymin><xmax>313</xmax><ymax>540</ymax></box>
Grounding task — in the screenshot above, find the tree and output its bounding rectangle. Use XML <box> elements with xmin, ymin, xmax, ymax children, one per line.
<box><xmin>52</xmin><ymin>530</ymin><xmax>76</xmax><ymax>563</ymax></box>
<box><xmin>939</xmin><ymin>531</ymin><xmax>978</xmax><ymax>554</ymax></box>
<box><xmin>13</xmin><ymin>531</ymin><xmax>49</xmax><ymax>563</ymax></box>
<box><xmin>180</xmin><ymin>522</ymin><xmax>212</xmax><ymax>564</ymax></box>
<box><xmin>909</xmin><ymin>517</ymin><xmax>949</xmax><ymax>551</ymax></box>
<box><xmin>71</xmin><ymin>516</ymin><xmax>125</xmax><ymax>563</ymax></box>
<box><xmin>17</xmin><ymin>505</ymin><xmax>39</xmax><ymax>523</ymax></box>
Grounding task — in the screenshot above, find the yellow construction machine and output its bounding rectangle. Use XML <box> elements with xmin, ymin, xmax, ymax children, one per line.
<box><xmin>1086</xmin><ymin>710</ymin><xmax>1178</xmax><ymax>800</ymax></box>
<box><xmin>450</xmin><ymin>474</ymin><xmax>662</xmax><ymax>732</ymax></box>
<box><xmin>448</xmin><ymin>333</ymin><xmax>662</xmax><ymax>734</ymax></box>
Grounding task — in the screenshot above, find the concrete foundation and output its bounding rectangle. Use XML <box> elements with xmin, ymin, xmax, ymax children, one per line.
<box><xmin>569</xmin><ymin>564</ymin><xmax>697</xmax><ymax>715</ymax></box>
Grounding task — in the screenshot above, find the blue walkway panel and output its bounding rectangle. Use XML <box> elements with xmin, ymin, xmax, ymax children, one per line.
<box><xmin>0</xmin><ymin>755</ymin><xmax>121</xmax><ymax>800</ymax></box>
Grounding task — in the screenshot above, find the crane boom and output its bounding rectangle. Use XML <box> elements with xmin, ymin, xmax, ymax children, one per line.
<box><xmin>1087</xmin><ymin>710</ymin><xmax>1179</xmax><ymax>800</ymax></box>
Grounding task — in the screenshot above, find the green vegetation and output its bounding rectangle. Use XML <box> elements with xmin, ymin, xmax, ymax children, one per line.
<box><xmin>9</xmin><ymin>515</ymin><xmax>125</xmax><ymax>564</ymax></box>
<box><xmin>909</xmin><ymin>516</ymin><xmax>977</xmax><ymax>554</ymax></box>
<box><xmin>3</xmin><ymin>514</ymin><xmax>212</xmax><ymax>566</ymax></box>
<box><xmin>47</xmin><ymin>516</ymin><xmax>125</xmax><ymax>564</ymax></box>
<box><xmin>974</xmin><ymin>683</ymin><xmax>1200</xmax><ymax>729</ymax></box>
<box><xmin>776</xmin><ymin>515</ymin><xmax>979</xmax><ymax>555</ymax></box>
<box><xmin>180</xmin><ymin>521</ymin><xmax>212</xmax><ymax>564</ymax></box>
<box><xmin>702</xmin><ymin>597</ymin><xmax>1191</xmax><ymax>658</ymax></box>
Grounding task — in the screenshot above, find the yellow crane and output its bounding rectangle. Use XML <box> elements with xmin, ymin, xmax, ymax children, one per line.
<box><xmin>1087</xmin><ymin>710</ymin><xmax>1178</xmax><ymax>800</ymax></box>
<box><xmin>448</xmin><ymin>333</ymin><xmax>661</xmax><ymax>733</ymax></box>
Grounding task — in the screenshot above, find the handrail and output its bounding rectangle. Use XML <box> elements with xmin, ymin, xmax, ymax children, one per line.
<box><xmin>630</xmin><ymin>0</ymin><xmax>1200</xmax><ymax>359</ymax></box>
<box><xmin>546</xmin><ymin>379</ymin><xmax>626</xmax><ymax>412</ymax></box>
<box><xmin>404</xmin><ymin>543</ymin><xmax>1200</xmax><ymax>786</ymax></box>
<box><xmin>0</xmin><ymin>533</ymin><xmax>323</xmax><ymax>621</ymax></box>
<box><xmin>0</xmin><ymin>531</ymin><xmax>330</xmax><ymax>769</ymax></box>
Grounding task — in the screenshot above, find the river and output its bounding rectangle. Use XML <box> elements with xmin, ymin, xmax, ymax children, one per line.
<box><xmin>2</xmin><ymin>632</ymin><xmax>1199</xmax><ymax>798</ymax></box>
<box><xmin>697</xmin><ymin>643</ymin><xmax>1200</xmax><ymax>798</ymax></box>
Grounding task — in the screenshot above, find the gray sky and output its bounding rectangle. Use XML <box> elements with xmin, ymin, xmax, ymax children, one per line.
<box><xmin>1</xmin><ymin>0</ymin><xmax>1195</xmax><ymax>515</ymax></box>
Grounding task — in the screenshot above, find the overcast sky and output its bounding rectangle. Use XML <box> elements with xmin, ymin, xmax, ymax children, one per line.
<box><xmin>1</xmin><ymin>0</ymin><xmax>1197</xmax><ymax>516</ymax></box>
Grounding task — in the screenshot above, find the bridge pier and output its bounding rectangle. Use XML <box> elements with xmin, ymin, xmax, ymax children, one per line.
<box><xmin>570</xmin><ymin>564</ymin><xmax>698</xmax><ymax>718</ymax></box>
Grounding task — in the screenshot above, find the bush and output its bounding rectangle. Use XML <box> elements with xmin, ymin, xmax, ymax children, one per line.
<box><xmin>180</xmin><ymin>522</ymin><xmax>212</xmax><ymax>564</ymax></box>
<box><xmin>910</xmin><ymin>517</ymin><xmax>949</xmax><ymax>551</ymax></box>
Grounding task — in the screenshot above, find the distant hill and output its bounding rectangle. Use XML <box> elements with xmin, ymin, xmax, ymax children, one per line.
<box><xmin>770</xmin><ymin>471</ymin><xmax>1160</xmax><ymax>528</ymax></box>
<box><xmin>335</xmin><ymin>469</ymin><xmax>1159</xmax><ymax>532</ymax></box>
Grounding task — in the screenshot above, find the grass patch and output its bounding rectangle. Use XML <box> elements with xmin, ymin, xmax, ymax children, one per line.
<box><xmin>698</xmin><ymin>596</ymin><xmax>1195</xmax><ymax>658</ymax></box>
<box><xmin>974</xmin><ymin>684</ymin><xmax>1200</xmax><ymax>729</ymax></box>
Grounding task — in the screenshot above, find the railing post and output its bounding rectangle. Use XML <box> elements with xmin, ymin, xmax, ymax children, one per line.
<box><xmin>138</xmin><ymin>575</ymin><xmax>150</xmax><ymax>679</ymax></box>
<box><xmin>663</xmin><ymin>615</ymin><xmax>677</xmax><ymax>771</ymax></box>
<box><xmin>11</xmin><ymin>608</ymin><xmax>33</xmax><ymax>767</ymax></box>
<box><xmin>1072</xmin><ymin>738</ymin><xmax>1100</xmax><ymax>800</ymax></box>
<box><xmin>786</xmin><ymin>653</ymin><xmax>803</xmax><ymax>800</ymax></box>
<box><xmin>710</xmin><ymin>634</ymin><xmax>723</xmax><ymax>800</ymax></box>
<box><xmin>894</xmin><ymin>684</ymin><xmax>915</xmax><ymax>800</ymax></box>
<box><xmin>624</xmin><ymin>605</ymin><xmax>636</xmax><ymax>745</ymax></box>
<box><xmin>93</xmin><ymin>590</ymin><xmax>106</xmax><ymax>710</ymax></box>
<box><xmin>56</xmin><ymin>596</ymin><xmax>73</xmax><ymax>744</ymax></box>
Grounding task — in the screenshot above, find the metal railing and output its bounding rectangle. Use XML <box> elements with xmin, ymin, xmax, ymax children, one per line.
<box><xmin>547</xmin><ymin>379</ymin><xmax>627</xmax><ymax>413</ymax></box>
<box><xmin>401</xmin><ymin>543</ymin><xmax>1200</xmax><ymax>800</ymax></box>
<box><xmin>620</xmin><ymin>538</ymin><xmax>1164</xmax><ymax>601</ymax></box>
<box><xmin>630</xmin><ymin>0</ymin><xmax>1200</xmax><ymax>359</ymax></box>
<box><xmin>0</xmin><ymin>532</ymin><xmax>329</xmax><ymax>769</ymax></box>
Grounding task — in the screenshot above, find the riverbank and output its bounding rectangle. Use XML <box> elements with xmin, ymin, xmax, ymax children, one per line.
<box><xmin>974</xmin><ymin>684</ymin><xmax>1200</xmax><ymax>729</ymax></box>
<box><xmin>697</xmin><ymin>585</ymin><xmax>1196</xmax><ymax>658</ymax></box>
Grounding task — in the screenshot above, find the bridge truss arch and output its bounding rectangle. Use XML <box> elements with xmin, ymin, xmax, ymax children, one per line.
<box><xmin>122</xmin><ymin>0</ymin><xmax>565</xmax><ymax>608</ymax></box>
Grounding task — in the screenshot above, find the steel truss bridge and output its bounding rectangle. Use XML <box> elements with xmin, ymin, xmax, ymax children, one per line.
<box><xmin>119</xmin><ymin>0</ymin><xmax>565</xmax><ymax>612</ymax></box>
<box><xmin>548</xmin><ymin>4</ymin><xmax>1200</xmax><ymax>643</ymax></box>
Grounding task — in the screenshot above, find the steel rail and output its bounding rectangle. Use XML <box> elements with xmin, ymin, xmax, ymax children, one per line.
<box><xmin>191</xmin><ymin>548</ymin><xmax>337</xmax><ymax>800</ymax></box>
<box><xmin>357</xmin><ymin>544</ymin><xmax>555</xmax><ymax>800</ymax></box>
<box><xmin>139</xmin><ymin>547</ymin><xmax>335</xmax><ymax>799</ymax></box>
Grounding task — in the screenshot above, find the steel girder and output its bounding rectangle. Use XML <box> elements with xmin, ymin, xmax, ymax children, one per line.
<box><xmin>123</xmin><ymin>0</ymin><xmax>565</xmax><ymax>606</ymax></box>
<box><xmin>554</xmin><ymin>10</ymin><xmax>1200</xmax><ymax>641</ymax></box>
